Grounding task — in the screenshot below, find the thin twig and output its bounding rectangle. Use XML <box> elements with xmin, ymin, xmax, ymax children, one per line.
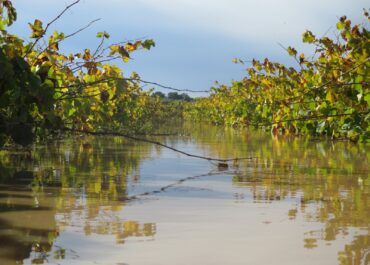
<box><xmin>34</xmin><ymin>18</ymin><xmax>101</xmax><ymax>61</ymax></box>
<box><xmin>138</xmin><ymin>79</ymin><xmax>210</xmax><ymax>93</ymax></box>
<box><xmin>93</xmin><ymin>33</ymin><xmax>106</xmax><ymax>58</ymax></box>
<box><xmin>64</xmin><ymin>18</ymin><xmax>101</xmax><ymax>41</ymax></box>
<box><xmin>55</xmin><ymin>76</ymin><xmax>211</xmax><ymax>93</ymax></box>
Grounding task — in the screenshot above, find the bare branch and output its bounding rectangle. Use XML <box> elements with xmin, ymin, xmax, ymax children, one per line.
<box><xmin>137</xmin><ymin>79</ymin><xmax>210</xmax><ymax>93</ymax></box>
<box><xmin>64</xmin><ymin>18</ymin><xmax>101</xmax><ymax>40</ymax></box>
<box><xmin>54</xmin><ymin>76</ymin><xmax>211</xmax><ymax>93</ymax></box>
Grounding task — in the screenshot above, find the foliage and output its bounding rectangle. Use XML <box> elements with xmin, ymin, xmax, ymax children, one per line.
<box><xmin>0</xmin><ymin>0</ymin><xmax>162</xmax><ymax>147</ymax></box>
<box><xmin>186</xmin><ymin>12</ymin><xmax>370</xmax><ymax>142</ymax></box>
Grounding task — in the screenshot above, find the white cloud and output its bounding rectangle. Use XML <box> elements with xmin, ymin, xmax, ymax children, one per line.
<box><xmin>131</xmin><ymin>0</ymin><xmax>367</xmax><ymax>44</ymax></box>
<box><xmin>10</xmin><ymin>0</ymin><xmax>369</xmax><ymax>91</ymax></box>
<box><xmin>12</xmin><ymin>0</ymin><xmax>367</xmax><ymax>46</ymax></box>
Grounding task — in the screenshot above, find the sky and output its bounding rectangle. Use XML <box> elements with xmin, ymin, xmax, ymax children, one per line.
<box><xmin>10</xmin><ymin>0</ymin><xmax>369</xmax><ymax>96</ymax></box>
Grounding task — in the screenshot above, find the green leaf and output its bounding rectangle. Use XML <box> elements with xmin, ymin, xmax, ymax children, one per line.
<box><xmin>96</xmin><ymin>31</ymin><xmax>110</xmax><ymax>38</ymax></box>
<box><xmin>118</xmin><ymin>46</ymin><xmax>130</xmax><ymax>62</ymax></box>
<box><xmin>142</xmin><ymin>39</ymin><xmax>155</xmax><ymax>50</ymax></box>
<box><xmin>364</xmin><ymin>94</ymin><xmax>370</xmax><ymax>106</ymax></box>
<box><xmin>68</xmin><ymin>107</ymin><xmax>77</xmax><ymax>117</ymax></box>
<box><xmin>29</xmin><ymin>19</ymin><xmax>44</xmax><ymax>38</ymax></box>
<box><xmin>0</xmin><ymin>19</ymin><xmax>6</xmax><ymax>31</ymax></box>
<box><xmin>354</xmin><ymin>75</ymin><xmax>363</xmax><ymax>94</ymax></box>
<box><xmin>287</xmin><ymin>47</ymin><xmax>297</xmax><ymax>56</ymax></box>
<box><xmin>336</xmin><ymin>21</ymin><xmax>345</xmax><ymax>30</ymax></box>
<box><xmin>302</xmin><ymin>31</ymin><xmax>316</xmax><ymax>43</ymax></box>
<box><xmin>316</xmin><ymin>121</ymin><xmax>326</xmax><ymax>134</ymax></box>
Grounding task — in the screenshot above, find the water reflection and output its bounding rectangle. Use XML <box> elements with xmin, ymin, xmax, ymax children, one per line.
<box><xmin>0</xmin><ymin>124</ymin><xmax>368</xmax><ymax>265</ymax></box>
<box><xmin>0</xmin><ymin>183</ymin><xmax>58</xmax><ymax>265</ymax></box>
<box><xmin>182</xmin><ymin>123</ymin><xmax>369</xmax><ymax>264</ymax></box>
<box><xmin>0</xmin><ymin>136</ymin><xmax>157</xmax><ymax>264</ymax></box>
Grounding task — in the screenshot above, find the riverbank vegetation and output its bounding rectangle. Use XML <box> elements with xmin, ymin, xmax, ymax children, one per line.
<box><xmin>185</xmin><ymin>11</ymin><xmax>369</xmax><ymax>142</ymax></box>
<box><xmin>0</xmin><ymin>0</ymin><xmax>173</xmax><ymax>148</ymax></box>
<box><xmin>1</xmin><ymin>0</ymin><xmax>369</xmax><ymax>149</ymax></box>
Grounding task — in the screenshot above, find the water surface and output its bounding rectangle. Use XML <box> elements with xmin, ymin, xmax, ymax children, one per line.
<box><xmin>0</xmin><ymin>123</ymin><xmax>369</xmax><ymax>265</ymax></box>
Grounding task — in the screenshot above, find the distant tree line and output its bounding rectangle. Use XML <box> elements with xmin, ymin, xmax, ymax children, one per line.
<box><xmin>152</xmin><ymin>91</ymin><xmax>193</xmax><ymax>102</ymax></box>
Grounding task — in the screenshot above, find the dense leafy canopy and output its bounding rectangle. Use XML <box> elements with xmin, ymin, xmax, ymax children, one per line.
<box><xmin>0</xmin><ymin>0</ymin><xmax>165</xmax><ymax>147</ymax></box>
<box><xmin>186</xmin><ymin>12</ymin><xmax>370</xmax><ymax>142</ymax></box>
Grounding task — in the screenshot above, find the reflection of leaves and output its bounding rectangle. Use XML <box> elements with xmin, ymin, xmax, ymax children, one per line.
<box><xmin>304</xmin><ymin>238</ymin><xmax>318</xmax><ymax>249</ymax></box>
<box><xmin>53</xmin><ymin>248</ymin><xmax>66</xmax><ymax>260</ymax></box>
<box><xmin>338</xmin><ymin>235</ymin><xmax>370</xmax><ymax>265</ymax></box>
<box><xmin>32</xmin><ymin>258</ymin><xmax>45</xmax><ymax>264</ymax></box>
<box><xmin>288</xmin><ymin>208</ymin><xmax>298</xmax><ymax>220</ymax></box>
<box><xmin>185</xmin><ymin>123</ymin><xmax>369</xmax><ymax>262</ymax></box>
<box><xmin>0</xmin><ymin>135</ymin><xmax>157</xmax><ymax>247</ymax></box>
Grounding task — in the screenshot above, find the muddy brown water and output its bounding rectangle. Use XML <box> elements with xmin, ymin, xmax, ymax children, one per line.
<box><xmin>0</xmin><ymin>123</ymin><xmax>369</xmax><ymax>265</ymax></box>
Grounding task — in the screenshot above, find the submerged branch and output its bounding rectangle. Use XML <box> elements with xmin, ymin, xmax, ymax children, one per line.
<box><xmin>62</xmin><ymin>127</ymin><xmax>256</xmax><ymax>163</ymax></box>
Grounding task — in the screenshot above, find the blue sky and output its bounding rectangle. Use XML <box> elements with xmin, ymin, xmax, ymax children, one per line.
<box><xmin>10</xmin><ymin>0</ymin><xmax>369</xmax><ymax>96</ymax></box>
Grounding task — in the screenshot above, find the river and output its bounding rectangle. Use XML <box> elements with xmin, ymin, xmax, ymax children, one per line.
<box><xmin>0</xmin><ymin>123</ymin><xmax>369</xmax><ymax>265</ymax></box>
